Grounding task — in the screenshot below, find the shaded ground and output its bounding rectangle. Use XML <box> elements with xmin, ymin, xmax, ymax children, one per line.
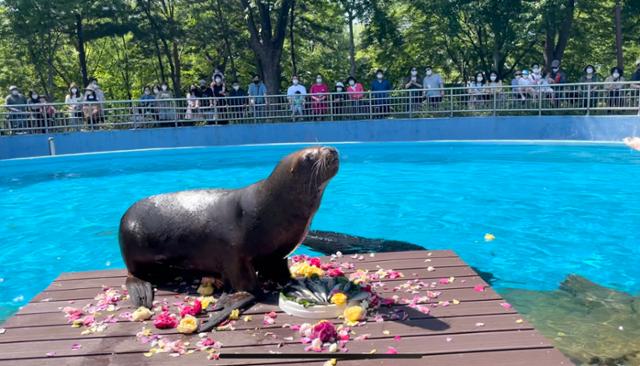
<box><xmin>502</xmin><ymin>275</ymin><xmax>640</xmax><ymax>366</ymax></box>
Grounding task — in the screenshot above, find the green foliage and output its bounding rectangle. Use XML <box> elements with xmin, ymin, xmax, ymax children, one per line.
<box><xmin>0</xmin><ymin>0</ymin><xmax>638</xmax><ymax>100</ymax></box>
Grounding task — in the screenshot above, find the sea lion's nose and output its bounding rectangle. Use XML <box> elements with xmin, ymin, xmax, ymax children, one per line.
<box><xmin>321</xmin><ymin>146</ymin><xmax>338</xmax><ymax>157</ymax></box>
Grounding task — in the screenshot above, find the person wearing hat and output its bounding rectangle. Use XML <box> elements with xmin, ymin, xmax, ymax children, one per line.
<box><xmin>5</xmin><ymin>85</ymin><xmax>27</xmax><ymax>132</ymax></box>
<box><xmin>332</xmin><ymin>81</ymin><xmax>346</xmax><ymax>117</ymax></box>
<box><xmin>546</xmin><ymin>59</ymin><xmax>567</xmax><ymax>84</ymax></box>
<box><xmin>423</xmin><ymin>66</ymin><xmax>444</xmax><ymax>109</ymax></box>
<box><xmin>227</xmin><ymin>80</ymin><xmax>247</xmax><ymax>121</ymax></box>
<box><xmin>247</xmin><ymin>74</ymin><xmax>267</xmax><ymax>120</ymax></box>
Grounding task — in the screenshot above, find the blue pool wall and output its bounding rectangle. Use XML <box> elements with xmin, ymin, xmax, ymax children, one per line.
<box><xmin>1</xmin><ymin>115</ymin><xmax>639</xmax><ymax>160</ymax></box>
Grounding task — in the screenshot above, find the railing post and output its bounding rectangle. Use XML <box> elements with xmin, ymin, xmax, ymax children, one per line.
<box><xmin>492</xmin><ymin>87</ymin><xmax>497</xmax><ymax>116</ymax></box>
<box><xmin>44</xmin><ymin>107</ymin><xmax>49</xmax><ymax>134</ymax></box>
<box><xmin>368</xmin><ymin>91</ymin><xmax>373</xmax><ymax>119</ymax></box>
<box><xmin>329</xmin><ymin>92</ymin><xmax>334</xmax><ymax>121</ymax></box>
<box><xmin>586</xmin><ymin>84</ymin><xmax>591</xmax><ymax>116</ymax></box>
<box><xmin>449</xmin><ymin>88</ymin><xmax>454</xmax><ymax>117</ymax></box>
<box><xmin>538</xmin><ymin>85</ymin><xmax>542</xmax><ymax>116</ymax></box>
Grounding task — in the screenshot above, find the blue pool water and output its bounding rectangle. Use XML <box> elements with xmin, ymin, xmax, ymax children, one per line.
<box><xmin>1</xmin><ymin>142</ymin><xmax>639</xmax><ymax>319</ymax></box>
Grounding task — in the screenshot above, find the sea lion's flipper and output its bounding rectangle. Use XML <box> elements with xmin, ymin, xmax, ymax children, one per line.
<box><xmin>198</xmin><ymin>291</ymin><xmax>256</xmax><ymax>332</ymax></box>
<box><xmin>126</xmin><ymin>275</ymin><xmax>154</xmax><ymax>308</ymax></box>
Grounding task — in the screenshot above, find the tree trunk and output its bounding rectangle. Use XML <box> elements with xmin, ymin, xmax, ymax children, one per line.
<box><xmin>75</xmin><ymin>14</ymin><xmax>89</xmax><ymax>87</ymax></box>
<box><xmin>347</xmin><ymin>7</ymin><xmax>356</xmax><ymax>77</ymax></box>
<box><xmin>289</xmin><ymin>0</ymin><xmax>297</xmax><ymax>76</ymax></box>
<box><xmin>153</xmin><ymin>37</ymin><xmax>166</xmax><ymax>83</ymax></box>
<box><xmin>614</xmin><ymin>0</ymin><xmax>624</xmax><ymax>69</ymax></box>
<box><xmin>543</xmin><ymin>0</ymin><xmax>575</xmax><ymax>68</ymax></box>
<box><xmin>215</xmin><ymin>0</ymin><xmax>238</xmax><ymax>80</ymax></box>
<box><xmin>171</xmin><ymin>41</ymin><xmax>182</xmax><ymax>97</ymax></box>
<box><xmin>240</xmin><ymin>0</ymin><xmax>294</xmax><ymax>94</ymax></box>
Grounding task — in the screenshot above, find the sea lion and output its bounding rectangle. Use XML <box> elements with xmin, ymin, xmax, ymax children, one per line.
<box><xmin>118</xmin><ymin>146</ymin><xmax>339</xmax><ymax>323</ymax></box>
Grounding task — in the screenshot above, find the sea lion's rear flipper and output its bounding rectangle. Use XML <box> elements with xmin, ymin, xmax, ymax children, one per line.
<box><xmin>126</xmin><ymin>275</ymin><xmax>154</xmax><ymax>309</ymax></box>
<box><xmin>198</xmin><ymin>291</ymin><xmax>255</xmax><ymax>332</ymax></box>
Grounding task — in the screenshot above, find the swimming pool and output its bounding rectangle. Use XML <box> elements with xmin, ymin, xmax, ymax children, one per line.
<box><xmin>1</xmin><ymin>142</ymin><xmax>639</xmax><ymax>320</ymax></box>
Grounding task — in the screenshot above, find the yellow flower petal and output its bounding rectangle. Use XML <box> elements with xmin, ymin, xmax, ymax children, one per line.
<box><xmin>382</xmin><ymin>330</ymin><xmax>390</xmax><ymax>335</ymax></box>
<box><xmin>484</xmin><ymin>233</ymin><xmax>496</xmax><ymax>242</ymax></box>
<box><xmin>199</xmin><ymin>296</ymin><xmax>215</xmax><ymax>310</ymax></box>
<box><xmin>131</xmin><ymin>306</ymin><xmax>153</xmax><ymax>321</ymax></box>
<box><xmin>452</xmin><ymin>299</ymin><xmax>460</xmax><ymax>305</ymax></box>
<box><xmin>177</xmin><ymin>315</ymin><xmax>198</xmax><ymax>334</ymax></box>
<box><xmin>229</xmin><ymin>309</ymin><xmax>240</xmax><ymax>320</ymax></box>
<box><xmin>330</xmin><ymin>293</ymin><xmax>347</xmax><ymax>305</ymax></box>
<box><xmin>516</xmin><ymin>319</ymin><xmax>524</xmax><ymax>324</ymax></box>
<box><xmin>343</xmin><ymin>306</ymin><xmax>365</xmax><ymax>325</ymax></box>
<box><xmin>243</xmin><ymin>315</ymin><xmax>253</xmax><ymax>322</ymax></box>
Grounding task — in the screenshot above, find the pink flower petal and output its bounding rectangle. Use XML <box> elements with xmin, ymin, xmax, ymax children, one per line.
<box><xmin>385</xmin><ymin>346</ymin><xmax>398</xmax><ymax>354</ymax></box>
<box><xmin>473</xmin><ymin>284</ymin><xmax>486</xmax><ymax>292</ymax></box>
<box><xmin>71</xmin><ymin>343</ymin><xmax>82</xmax><ymax>351</ymax></box>
<box><xmin>393</xmin><ymin>335</ymin><xmax>402</xmax><ymax>341</ymax></box>
<box><xmin>500</xmin><ymin>302</ymin><xmax>512</xmax><ymax>309</ymax></box>
<box><xmin>46</xmin><ymin>352</ymin><xmax>56</xmax><ymax>357</ymax></box>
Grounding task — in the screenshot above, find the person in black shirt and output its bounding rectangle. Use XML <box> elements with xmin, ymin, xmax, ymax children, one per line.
<box><xmin>227</xmin><ymin>80</ymin><xmax>247</xmax><ymax>122</ymax></box>
<box><xmin>631</xmin><ymin>60</ymin><xmax>640</xmax><ymax>90</ymax></box>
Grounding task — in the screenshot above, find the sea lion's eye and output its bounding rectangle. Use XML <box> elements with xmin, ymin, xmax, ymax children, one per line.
<box><xmin>303</xmin><ymin>153</ymin><xmax>313</xmax><ymax>162</ymax></box>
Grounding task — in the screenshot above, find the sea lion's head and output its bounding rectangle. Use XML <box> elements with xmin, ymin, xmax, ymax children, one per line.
<box><xmin>270</xmin><ymin>146</ymin><xmax>339</xmax><ymax>194</ymax></box>
<box><xmin>289</xmin><ymin>146</ymin><xmax>339</xmax><ymax>186</ymax></box>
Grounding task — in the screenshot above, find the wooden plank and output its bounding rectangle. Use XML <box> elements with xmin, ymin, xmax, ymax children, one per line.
<box><xmin>0</xmin><ymin>313</ymin><xmax>532</xmax><ymax>344</ymax></box>
<box><xmin>44</xmin><ymin>267</ymin><xmax>481</xmax><ymax>293</ymax></box>
<box><xmin>0</xmin><ymin>329</ymin><xmax>554</xmax><ymax>361</ymax></box>
<box><xmin>18</xmin><ymin>286</ymin><xmax>502</xmax><ymax>316</ymax></box>
<box><xmin>52</xmin><ymin>250</ymin><xmax>461</xmax><ymax>282</ymax></box>
<box><xmin>3</xmin><ymin>299</ymin><xmax>516</xmax><ymax>330</ymax></box>
<box><xmin>0</xmin><ymin>348</ymin><xmax>573</xmax><ymax>366</ymax></box>
<box><xmin>34</xmin><ymin>275</ymin><xmax>488</xmax><ymax>302</ymax></box>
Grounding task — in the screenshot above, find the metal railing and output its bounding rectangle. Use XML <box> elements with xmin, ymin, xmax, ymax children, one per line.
<box><xmin>2</xmin><ymin>82</ymin><xmax>639</xmax><ymax>135</ymax></box>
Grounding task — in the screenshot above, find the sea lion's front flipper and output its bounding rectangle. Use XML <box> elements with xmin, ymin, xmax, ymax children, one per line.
<box><xmin>198</xmin><ymin>291</ymin><xmax>256</xmax><ymax>332</ymax></box>
<box><xmin>125</xmin><ymin>275</ymin><xmax>154</xmax><ymax>308</ymax></box>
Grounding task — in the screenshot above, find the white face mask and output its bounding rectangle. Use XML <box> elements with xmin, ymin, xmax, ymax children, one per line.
<box><xmin>476</xmin><ymin>76</ymin><xmax>483</xmax><ymax>82</ymax></box>
<box><xmin>336</xmin><ymin>87</ymin><xmax>343</xmax><ymax>92</ymax></box>
<box><xmin>532</xmin><ymin>67</ymin><xmax>540</xmax><ymax>73</ymax></box>
<box><xmin>410</xmin><ymin>70</ymin><xmax>417</xmax><ymax>76</ymax></box>
<box><xmin>349</xmin><ymin>80</ymin><xmax>355</xmax><ymax>86</ymax></box>
<box><xmin>161</xmin><ymin>85</ymin><xmax>167</xmax><ymax>91</ymax></box>
<box><xmin>11</xmin><ymin>90</ymin><xmax>18</xmax><ymax>96</ymax></box>
<box><xmin>586</xmin><ymin>68</ymin><xmax>594</xmax><ymax>74</ymax></box>
<box><xmin>292</xmin><ymin>79</ymin><xmax>299</xmax><ymax>85</ymax></box>
<box><xmin>215</xmin><ymin>78</ymin><xmax>221</xmax><ymax>83</ymax></box>
<box><xmin>376</xmin><ymin>73</ymin><xmax>383</xmax><ymax>79</ymax></box>
<box><xmin>490</xmin><ymin>75</ymin><xmax>497</xmax><ymax>81</ymax></box>
<box><xmin>233</xmin><ymin>85</ymin><xmax>239</xmax><ymax>91</ymax></box>
<box><xmin>32</xmin><ymin>94</ymin><xmax>38</xmax><ymax>99</ymax></box>
<box><xmin>613</xmin><ymin>72</ymin><xmax>620</xmax><ymax>78</ymax></box>
<box><xmin>426</xmin><ymin>70</ymin><xmax>432</xmax><ymax>76</ymax></box>
<box><xmin>144</xmin><ymin>90</ymin><xmax>150</xmax><ymax>95</ymax></box>
<box><xmin>71</xmin><ymin>88</ymin><xmax>78</xmax><ymax>93</ymax></box>
<box><xmin>316</xmin><ymin>78</ymin><xmax>322</xmax><ymax>83</ymax></box>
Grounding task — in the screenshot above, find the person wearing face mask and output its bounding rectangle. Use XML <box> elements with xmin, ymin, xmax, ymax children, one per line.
<box><xmin>309</xmin><ymin>74</ymin><xmax>329</xmax><ymax>118</ymax></box>
<box><xmin>422</xmin><ymin>66</ymin><xmax>444</xmax><ymax>109</ymax></box>
<box><xmin>604</xmin><ymin>67</ymin><xmax>626</xmax><ymax>109</ymax></box>
<box><xmin>578</xmin><ymin>65</ymin><xmax>600</xmax><ymax>109</ymax></box>
<box><xmin>545</xmin><ymin>60</ymin><xmax>567</xmax><ymax>107</ymax></box>
<box><xmin>332</xmin><ymin>82</ymin><xmax>346</xmax><ymax>117</ymax></box>
<box><xmin>5</xmin><ymin>85</ymin><xmax>28</xmax><ymax>133</ymax></box>
<box><xmin>248</xmin><ymin>74</ymin><xmax>267</xmax><ymax>120</ymax></box>
<box><xmin>26</xmin><ymin>90</ymin><xmax>46</xmax><ymax>133</ymax></box>
<box><xmin>137</xmin><ymin>85</ymin><xmax>157</xmax><ymax>124</ymax></box>
<box><xmin>185</xmin><ymin>85</ymin><xmax>200</xmax><ymax>123</ymax></box>
<box><xmin>371</xmin><ymin>69</ymin><xmax>391</xmax><ymax>116</ymax></box>
<box><xmin>227</xmin><ymin>80</ymin><xmax>247</xmax><ymax>121</ymax></box>
<box><xmin>65</xmin><ymin>83</ymin><xmax>84</xmax><ymax>130</ymax></box>
<box><xmin>287</xmin><ymin>75</ymin><xmax>307</xmax><ymax>119</ymax></box>
<box><xmin>211</xmin><ymin>76</ymin><xmax>228</xmax><ymax>124</ymax></box>
<box><xmin>345</xmin><ymin>76</ymin><xmax>364</xmax><ymax>117</ymax></box>
<box><xmin>83</xmin><ymin>88</ymin><xmax>103</xmax><ymax>128</ymax></box>
<box><xmin>156</xmin><ymin>82</ymin><xmax>176</xmax><ymax>122</ymax></box>
<box><xmin>467</xmin><ymin>72</ymin><xmax>488</xmax><ymax>108</ymax></box>
<box><xmin>486</xmin><ymin>71</ymin><xmax>503</xmax><ymax>104</ymax></box>
<box><xmin>404</xmin><ymin>67</ymin><xmax>423</xmax><ymax>113</ymax></box>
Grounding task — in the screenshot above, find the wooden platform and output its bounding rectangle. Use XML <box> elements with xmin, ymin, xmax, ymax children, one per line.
<box><xmin>0</xmin><ymin>250</ymin><xmax>574</xmax><ymax>365</ymax></box>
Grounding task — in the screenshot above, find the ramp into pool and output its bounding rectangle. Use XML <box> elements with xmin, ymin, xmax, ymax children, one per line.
<box><xmin>0</xmin><ymin>250</ymin><xmax>573</xmax><ymax>365</ymax></box>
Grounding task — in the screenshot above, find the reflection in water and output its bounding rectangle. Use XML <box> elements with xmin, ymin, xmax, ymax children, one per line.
<box><xmin>501</xmin><ymin>275</ymin><xmax>640</xmax><ymax>366</ymax></box>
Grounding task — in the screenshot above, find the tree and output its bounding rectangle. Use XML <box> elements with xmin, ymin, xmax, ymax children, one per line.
<box><xmin>541</xmin><ymin>0</ymin><xmax>576</xmax><ymax>68</ymax></box>
<box><xmin>240</xmin><ymin>0</ymin><xmax>294</xmax><ymax>94</ymax></box>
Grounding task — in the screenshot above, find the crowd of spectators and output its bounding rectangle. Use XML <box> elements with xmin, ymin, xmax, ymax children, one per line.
<box><xmin>3</xmin><ymin>59</ymin><xmax>640</xmax><ymax>132</ymax></box>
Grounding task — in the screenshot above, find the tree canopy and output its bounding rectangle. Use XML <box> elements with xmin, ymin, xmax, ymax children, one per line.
<box><xmin>0</xmin><ymin>0</ymin><xmax>638</xmax><ymax>99</ymax></box>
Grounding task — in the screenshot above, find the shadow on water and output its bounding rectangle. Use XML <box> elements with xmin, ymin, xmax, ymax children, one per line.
<box><xmin>501</xmin><ymin>275</ymin><xmax>640</xmax><ymax>366</ymax></box>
